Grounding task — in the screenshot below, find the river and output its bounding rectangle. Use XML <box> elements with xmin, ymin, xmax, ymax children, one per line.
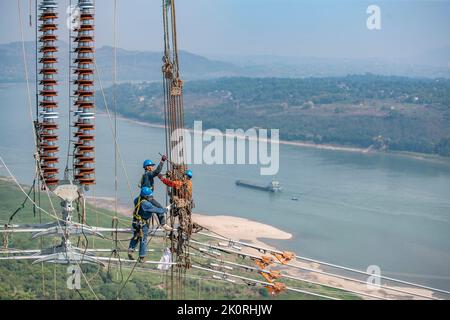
<box><xmin>1</xmin><ymin>82</ymin><xmax>450</xmax><ymax>291</ymax></box>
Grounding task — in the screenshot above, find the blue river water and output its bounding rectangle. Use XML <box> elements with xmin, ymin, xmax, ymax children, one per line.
<box><xmin>1</xmin><ymin>82</ymin><xmax>450</xmax><ymax>290</ymax></box>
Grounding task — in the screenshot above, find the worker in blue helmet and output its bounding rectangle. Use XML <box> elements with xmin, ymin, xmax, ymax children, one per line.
<box><xmin>128</xmin><ymin>186</ymin><xmax>173</xmax><ymax>262</ymax></box>
<box><xmin>140</xmin><ymin>155</ymin><xmax>168</xmax><ymax>213</ymax></box>
<box><xmin>158</xmin><ymin>169</ymin><xmax>193</xmax><ymax>200</ymax></box>
<box><xmin>139</xmin><ymin>154</ymin><xmax>167</xmax><ymax>191</ymax></box>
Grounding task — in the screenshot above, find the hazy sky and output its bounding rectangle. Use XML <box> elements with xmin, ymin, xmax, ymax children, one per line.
<box><xmin>1</xmin><ymin>0</ymin><xmax>449</xmax><ymax>60</ymax></box>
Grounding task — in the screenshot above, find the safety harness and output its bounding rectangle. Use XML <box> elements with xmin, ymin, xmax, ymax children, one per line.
<box><xmin>132</xmin><ymin>196</ymin><xmax>146</xmax><ymax>240</ymax></box>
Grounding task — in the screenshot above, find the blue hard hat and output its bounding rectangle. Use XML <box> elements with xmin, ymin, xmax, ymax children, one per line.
<box><xmin>143</xmin><ymin>159</ymin><xmax>155</xmax><ymax>168</ymax></box>
<box><xmin>140</xmin><ymin>187</ymin><xmax>153</xmax><ymax>197</ymax></box>
<box><xmin>185</xmin><ymin>169</ymin><xmax>193</xmax><ymax>178</ymax></box>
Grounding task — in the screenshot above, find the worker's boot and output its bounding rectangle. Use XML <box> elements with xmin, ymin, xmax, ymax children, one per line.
<box><xmin>161</xmin><ymin>224</ymin><xmax>174</xmax><ymax>232</ymax></box>
<box><xmin>138</xmin><ymin>256</ymin><xmax>145</xmax><ymax>263</ymax></box>
<box><xmin>127</xmin><ymin>250</ymin><xmax>135</xmax><ymax>261</ymax></box>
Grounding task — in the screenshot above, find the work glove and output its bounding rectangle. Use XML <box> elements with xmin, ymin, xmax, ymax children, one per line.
<box><xmin>158</xmin><ymin>173</ymin><xmax>163</xmax><ymax>179</ymax></box>
<box><xmin>161</xmin><ymin>155</ymin><xmax>168</xmax><ymax>162</ymax></box>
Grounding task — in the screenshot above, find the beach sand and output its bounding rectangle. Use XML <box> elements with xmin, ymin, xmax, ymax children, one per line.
<box><xmin>192</xmin><ymin>213</ymin><xmax>292</xmax><ymax>249</ymax></box>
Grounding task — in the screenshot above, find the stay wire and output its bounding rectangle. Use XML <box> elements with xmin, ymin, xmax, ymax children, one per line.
<box><xmin>8</xmin><ymin>174</ymin><xmax>37</xmax><ymax>224</ymax></box>
<box><xmin>116</xmin><ymin>224</ymin><xmax>159</xmax><ymax>299</ymax></box>
<box><xmin>65</xmin><ymin>0</ymin><xmax>73</xmax><ymax>175</ymax></box>
<box><xmin>113</xmin><ymin>0</ymin><xmax>119</xmax><ymax>228</ymax></box>
<box><xmin>94</xmin><ymin>61</ymin><xmax>134</xmax><ymax>204</ymax></box>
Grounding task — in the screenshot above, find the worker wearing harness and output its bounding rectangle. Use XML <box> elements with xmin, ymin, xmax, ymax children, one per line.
<box><xmin>139</xmin><ymin>155</ymin><xmax>167</xmax><ymax>191</ymax></box>
<box><xmin>127</xmin><ymin>187</ymin><xmax>172</xmax><ymax>262</ymax></box>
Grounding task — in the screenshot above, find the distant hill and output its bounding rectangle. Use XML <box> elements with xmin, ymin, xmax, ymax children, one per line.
<box><xmin>220</xmin><ymin>55</ymin><xmax>450</xmax><ymax>79</ymax></box>
<box><xmin>0</xmin><ymin>41</ymin><xmax>241</xmax><ymax>83</ymax></box>
<box><xmin>0</xmin><ymin>42</ymin><xmax>36</xmax><ymax>83</ymax></box>
<box><xmin>1</xmin><ymin>41</ymin><xmax>449</xmax><ymax>83</ymax></box>
<box><xmin>95</xmin><ymin>46</ymin><xmax>241</xmax><ymax>80</ymax></box>
<box><xmin>414</xmin><ymin>46</ymin><xmax>450</xmax><ymax>68</ymax></box>
<box><xmin>97</xmin><ymin>75</ymin><xmax>450</xmax><ymax>157</ymax></box>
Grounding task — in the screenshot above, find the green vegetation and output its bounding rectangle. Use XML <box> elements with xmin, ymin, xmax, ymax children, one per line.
<box><xmin>98</xmin><ymin>75</ymin><xmax>450</xmax><ymax>156</ymax></box>
<box><xmin>0</xmin><ymin>178</ymin><xmax>358</xmax><ymax>300</ymax></box>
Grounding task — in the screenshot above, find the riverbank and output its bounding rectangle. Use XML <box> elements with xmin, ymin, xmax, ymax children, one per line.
<box><xmin>101</xmin><ymin>112</ymin><xmax>371</xmax><ymax>154</ymax></box>
<box><xmin>192</xmin><ymin>213</ymin><xmax>292</xmax><ymax>249</ymax></box>
<box><xmin>99</xmin><ymin>112</ymin><xmax>450</xmax><ymax>166</ymax></box>
<box><xmin>85</xmin><ymin>195</ymin><xmax>293</xmax><ymax>249</ymax></box>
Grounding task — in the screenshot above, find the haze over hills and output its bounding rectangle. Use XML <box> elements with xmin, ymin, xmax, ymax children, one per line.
<box><xmin>212</xmin><ymin>46</ymin><xmax>450</xmax><ymax>78</ymax></box>
<box><xmin>1</xmin><ymin>41</ymin><xmax>449</xmax><ymax>83</ymax></box>
<box><xmin>0</xmin><ymin>41</ymin><xmax>240</xmax><ymax>83</ymax></box>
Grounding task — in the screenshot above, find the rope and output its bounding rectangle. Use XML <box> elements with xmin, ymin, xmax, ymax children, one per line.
<box><xmin>162</xmin><ymin>51</ymin><xmax>176</xmax><ymax>300</ymax></box>
<box><xmin>94</xmin><ymin>61</ymin><xmax>134</xmax><ymax>204</ymax></box>
<box><xmin>65</xmin><ymin>0</ymin><xmax>73</xmax><ymax>176</ymax></box>
<box><xmin>75</xmin><ymin>288</ymin><xmax>85</xmax><ymax>300</ymax></box>
<box><xmin>34</xmin><ymin>5</ymin><xmax>45</xmax><ymax>288</ymax></box>
<box><xmin>92</xmin><ymin>185</ymin><xmax>98</xmax><ymax>248</ymax></box>
<box><xmin>106</xmin><ymin>247</ymin><xmax>124</xmax><ymax>285</ymax></box>
<box><xmin>17</xmin><ymin>0</ymin><xmax>35</xmax><ymax>145</ymax></box>
<box><xmin>170</xmin><ymin>0</ymin><xmax>180</xmax><ymax>76</ymax></box>
<box><xmin>41</xmin><ymin>261</ymin><xmax>46</xmax><ymax>297</ymax></box>
<box><xmin>29</xmin><ymin>0</ymin><xmax>32</xmax><ymax>27</ymax></box>
<box><xmin>161</xmin><ymin>0</ymin><xmax>192</xmax><ymax>299</ymax></box>
<box><xmin>161</xmin><ymin>0</ymin><xmax>171</xmax><ymax>299</ymax></box>
<box><xmin>20</xmin><ymin>0</ymin><xmax>60</xmax><ymax>218</ymax></box>
<box><xmin>110</xmin><ymin>2</ymin><xmax>124</xmax><ymax>289</ymax></box>
<box><xmin>0</xmin><ymin>156</ymin><xmax>60</xmax><ymax>221</ymax></box>
<box><xmin>8</xmin><ymin>175</ymin><xmax>37</xmax><ymax>224</ymax></box>
<box><xmin>113</xmin><ymin>0</ymin><xmax>119</xmax><ymax>229</ymax></box>
<box><xmin>53</xmin><ymin>262</ymin><xmax>57</xmax><ymax>300</ymax></box>
<box><xmin>87</xmin><ymin>206</ymin><xmax>129</xmax><ymax>226</ymax></box>
<box><xmin>2</xmin><ymin>225</ymin><xmax>10</xmax><ymax>250</ymax></box>
<box><xmin>79</xmin><ymin>263</ymin><xmax>100</xmax><ymax>300</ymax></box>
<box><xmin>76</xmin><ymin>196</ymin><xmax>91</xmax><ymax>266</ymax></box>
<box><xmin>117</xmin><ymin>260</ymin><xmax>138</xmax><ymax>299</ymax></box>
<box><xmin>116</xmin><ymin>225</ymin><xmax>159</xmax><ymax>299</ymax></box>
